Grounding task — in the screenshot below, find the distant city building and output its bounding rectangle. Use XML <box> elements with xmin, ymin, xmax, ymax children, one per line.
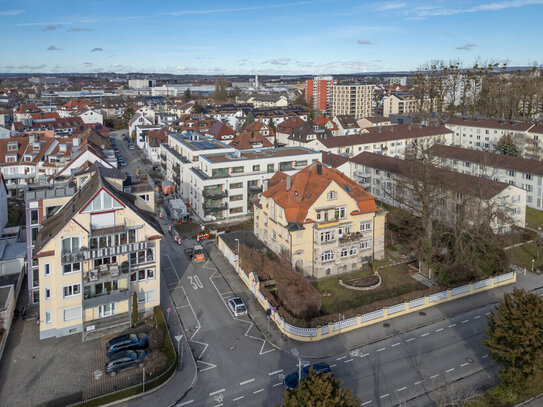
<box><xmin>305</xmin><ymin>76</ymin><xmax>336</xmax><ymax>112</ymax></box>
<box><xmin>128</xmin><ymin>79</ymin><xmax>156</xmax><ymax>89</ymax></box>
<box><xmin>331</xmin><ymin>84</ymin><xmax>373</xmax><ymax>118</ymax></box>
<box><xmin>388</xmin><ymin>77</ymin><xmax>407</xmax><ymax>86</ymax></box>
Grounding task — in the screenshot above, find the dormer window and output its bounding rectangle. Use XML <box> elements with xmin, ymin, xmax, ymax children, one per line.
<box><xmin>7</xmin><ymin>142</ymin><xmax>18</xmax><ymax>151</ymax></box>
<box><xmin>33</xmin><ymin>143</ymin><xmax>41</xmax><ymax>151</ymax></box>
<box><xmin>5</xmin><ymin>154</ymin><xmax>17</xmax><ymax>163</ymax></box>
<box><xmin>24</xmin><ymin>155</ymin><xmax>32</xmax><ymax>162</ymax></box>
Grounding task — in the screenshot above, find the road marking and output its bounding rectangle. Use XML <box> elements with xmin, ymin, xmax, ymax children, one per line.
<box><xmin>397</xmin><ymin>386</ymin><xmax>407</xmax><ymax>392</ymax></box>
<box><xmin>178</xmin><ymin>401</ymin><xmax>194</xmax><ymax>406</ymax></box>
<box><xmin>482</xmin><ymin>354</ymin><xmax>489</xmax><ymax>359</ymax></box>
<box><xmin>361</xmin><ymin>401</ymin><xmax>373</xmax><ymax>406</ymax></box>
<box><xmin>435</xmin><ymin>328</ymin><xmax>444</xmax><ymax>332</ymax></box>
<box><xmin>220</xmin><ymin>291</ymin><xmax>233</xmax><ymax>296</ymax></box>
<box><xmin>209</xmin><ymin>389</ymin><xmax>226</xmax><ymax>396</ymax></box>
<box><xmin>391</xmin><ymin>342</ymin><xmax>400</xmax><ymax>347</ymax></box>
<box><xmin>212</xmin><ymin>404</ymin><xmax>223</xmax><ymax>407</ymax></box>
<box><xmin>421</xmin><ymin>333</ymin><xmax>430</xmax><ymax>337</ymax></box>
<box><xmin>361</xmin><ymin>353</ymin><xmax>370</xmax><ymax>357</ymax></box>
<box><xmin>461</xmin><ymin>362</ymin><xmax>469</xmax><ymax>367</ymax></box>
<box><xmin>344</xmin><ymin>358</ymin><xmax>354</xmax><ymax>363</ymax></box>
<box><xmin>473</xmin><ymin>315</ymin><xmax>481</xmax><ymax>319</ymax></box>
<box><xmin>273</xmin><ymin>382</ymin><xmax>283</xmax><ymax>387</ymax></box>
<box><xmin>406</xmin><ymin>337</ymin><xmax>415</xmax><ymax>342</ymax></box>
<box><xmin>485</xmin><ymin>312</ymin><xmax>491</xmax><ymax>315</ymax></box>
<box><xmin>253</xmin><ymin>389</ymin><xmax>264</xmax><ymax>394</ymax></box>
<box><xmin>337</xmin><ymin>356</ymin><xmax>347</xmax><ymax>360</ymax></box>
<box><xmin>166</xmin><ymin>254</ymin><xmax>181</xmax><ymax>281</ymax></box>
<box><xmin>430</xmin><ymin>374</ymin><xmax>440</xmax><ymax>379</ymax></box>
<box><xmin>176</xmin><ymin>305</ymin><xmax>191</xmax><ymax>309</ymax></box>
<box><xmin>269</xmin><ymin>369</ymin><xmax>283</xmax><ymax>376</ymax></box>
<box><xmin>461</xmin><ymin>320</ymin><xmax>469</xmax><ymax>324</ymax></box>
<box><xmin>233</xmin><ymin>396</ymin><xmax>244</xmax><ymax>402</ymax></box>
<box><xmin>446</xmin><ymin>368</ymin><xmax>455</xmax><ymax>373</ymax></box>
<box><xmin>240</xmin><ymin>378</ymin><xmax>255</xmax><ymax>386</ymax></box>
<box><xmin>330</xmin><ymin>364</ymin><xmax>337</xmax><ymax>368</ymax></box>
<box><xmin>377</xmin><ymin>347</ymin><xmax>386</xmax><ymax>352</ymax></box>
<box><xmin>414</xmin><ymin>380</ymin><xmax>424</xmax><ymax>385</ymax></box>
<box><xmin>380</xmin><ymin>393</ymin><xmax>390</xmax><ymax>399</ymax></box>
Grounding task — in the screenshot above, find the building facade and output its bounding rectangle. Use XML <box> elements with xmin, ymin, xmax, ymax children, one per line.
<box><xmin>331</xmin><ymin>84</ymin><xmax>374</xmax><ymax>118</ymax></box>
<box><xmin>305</xmin><ymin>76</ymin><xmax>336</xmax><ymax>112</ymax></box>
<box><xmin>254</xmin><ymin>162</ymin><xmax>385</xmax><ymax>279</ymax></box>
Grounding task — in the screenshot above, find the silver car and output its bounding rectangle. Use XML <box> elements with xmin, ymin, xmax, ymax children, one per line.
<box><xmin>228</xmin><ymin>297</ymin><xmax>247</xmax><ymax>317</ymax></box>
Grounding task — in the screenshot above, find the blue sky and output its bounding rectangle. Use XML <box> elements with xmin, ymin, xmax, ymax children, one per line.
<box><xmin>1</xmin><ymin>0</ymin><xmax>542</xmax><ymax>74</ymax></box>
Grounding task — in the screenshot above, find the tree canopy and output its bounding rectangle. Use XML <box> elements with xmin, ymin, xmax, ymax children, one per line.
<box><xmin>495</xmin><ymin>134</ymin><xmax>522</xmax><ymax>157</ymax></box>
<box><xmin>279</xmin><ymin>369</ymin><xmax>361</xmax><ymax>407</ymax></box>
<box><xmin>213</xmin><ymin>74</ymin><xmax>228</xmax><ymax>101</ymax></box>
<box><xmin>483</xmin><ymin>288</ymin><xmax>543</xmax><ymax>393</ymax></box>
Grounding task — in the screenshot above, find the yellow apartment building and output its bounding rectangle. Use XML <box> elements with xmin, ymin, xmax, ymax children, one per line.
<box><xmin>254</xmin><ymin>161</ymin><xmax>385</xmax><ymax>279</ymax></box>
<box><xmin>34</xmin><ymin>170</ymin><xmax>163</xmax><ymax>339</ymax></box>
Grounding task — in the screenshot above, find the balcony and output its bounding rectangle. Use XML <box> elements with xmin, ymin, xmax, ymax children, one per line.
<box><xmin>83</xmin><ymin>289</ymin><xmax>130</xmax><ymax>309</ymax></box>
<box><xmin>84</xmin><ymin>263</ymin><xmax>130</xmax><ymax>284</ymax></box>
<box><xmin>249</xmin><ymin>185</ymin><xmax>263</xmax><ymax>193</ymax></box>
<box><xmin>62</xmin><ymin>241</ymin><xmax>151</xmax><ymax>264</ymax></box>
<box><xmin>203</xmin><ymin>190</ymin><xmax>228</xmax><ymax>199</ymax></box>
<box><xmin>203</xmin><ymin>202</ymin><xmax>228</xmax><ymax>211</ymax></box>
<box><xmin>339</xmin><ymin>232</ymin><xmax>364</xmax><ymax>243</ymax></box>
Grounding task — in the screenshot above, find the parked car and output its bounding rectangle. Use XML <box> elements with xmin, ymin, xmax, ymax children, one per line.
<box><xmin>117</xmin><ymin>154</ymin><xmax>123</xmax><ymax>161</ymax></box>
<box><xmin>283</xmin><ymin>363</ymin><xmax>332</xmax><ymax>390</ymax></box>
<box><xmin>120</xmin><ymin>160</ymin><xmax>127</xmax><ymax>167</ymax></box>
<box><xmin>129</xmin><ymin>144</ymin><xmax>135</xmax><ymax>150</ymax></box>
<box><xmin>227</xmin><ymin>297</ymin><xmax>247</xmax><ymax>317</ymax></box>
<box><xmin>105</xmin><ymin>350</ymin><xmax>147</xmax><ymax>376</ymax></box>
<box><xmin>106</xmin><ymin>333</ymin><xmax>149</xmax><ymax>355</ymax></box>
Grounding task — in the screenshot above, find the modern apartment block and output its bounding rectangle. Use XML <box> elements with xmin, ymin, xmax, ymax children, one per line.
<box><xmin>331</xmin><ymin>84</ymin><xmax>373</xmax><ymax>118</ymax></box>
<box><xmin>305</xmin><ymin>76</ymin><xmax>336</xmax><ymax>112</ymax></box>
<box><xmin>188</xmin><ymin>147</ymin><xmax>322</xmax><ymax>221</ymax></box>
<box><xmin>382</xmin><ymin>92</ymin><xmax>427</xmax><ymax>117</ymax></box>
<box><xmin>351</xmin><ymin>152</ymin><xmax>526</xmax><ymax>233</ymax></box>
<box><xmin>254</xmin><ymin>161</ymin><xmax>385</xmax><ymax>278</ymax></box>
<box><xmin>429</xmin><ymin>144</ymin><xmax>543</xmax><ymax>210</ymax></box>
<box><xmin>445</xmin><ymin>118</ymin><xmax>543</xmax><ymax>159</ymax></box>
<box><xmin>31</xmin><ymin>168</ymin><xmax>161</xmax><ymax>339</ymax></box>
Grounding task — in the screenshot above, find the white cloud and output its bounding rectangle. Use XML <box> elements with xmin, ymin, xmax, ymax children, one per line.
<box><xmin>68</xmin><ymin>27</ymin><xmax>92</xmax><ymax>32</ymax></box>
<box><xmin>455</xmin><ymin>43</ymin><xmax>477</xmax><ymax>50</ymax></box>
<box><xmin>407</xmin><ymin>0</ymin><xmax>543</xmax><ymax>18</ymax></box>
<box><xmin>262</xmin><ymin>57</ymin><xmax>293</xmax><ymax>65</ymax></box>
<box><xmin>0</xmin><ymin>10</ymin><xmax>25</xmax><ymax>16</ymax></box>
<box><xmin>41</xmin><ymin>24</ymin><xmax>63</xmax><ymax>31</ymax></box>
<box><xmin>374</xmin><ymin>2</ymin><xmax>406</xmax><ymax>11</ymax></box>
<box><xmin>165</xmin><ymin>1</ymin><xmax>328</xmax><ymax>15</ymax></box>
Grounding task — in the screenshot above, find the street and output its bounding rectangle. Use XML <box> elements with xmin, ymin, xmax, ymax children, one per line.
<box><xmin>119</xmin><ymin>134</ymin><xmax>533</xmax><ymax>406</ymax></box>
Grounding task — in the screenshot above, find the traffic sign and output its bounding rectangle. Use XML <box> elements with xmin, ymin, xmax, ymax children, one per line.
<box><xmin>233</xmin><ymin>255</ymin><xmax>238</xmax><ymax>263</ymax></box>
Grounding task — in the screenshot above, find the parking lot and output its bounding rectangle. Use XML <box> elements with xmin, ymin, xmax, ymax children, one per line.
<box><xmin>0</xmin><ymin>303</ymin><xmax>151</xmax><ymax>406</ymax></box>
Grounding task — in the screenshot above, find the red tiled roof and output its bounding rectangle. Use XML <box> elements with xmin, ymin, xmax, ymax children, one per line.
<box><xmin>243</xmin><ymin>121</ymin><xmax>275</xmax><ymax>137</ymax></box>
<box><xmin>61</xmin><ymin>98</ymin><xmax>96</xmax><ymax>111</ymax></box>
<box><xmin>263</xmin><ymin>161</ymin><xmax>377</xmax><ymax>224</ymax></box>
<box><xmin>231</xmin><ymin>130</ymin><xmax>273</xmax><ymax>150</ymax></box>
<box><xmin>207</xmin><ymin>121</ymin><xmax>236</xmax><ymax>140</ymax></box>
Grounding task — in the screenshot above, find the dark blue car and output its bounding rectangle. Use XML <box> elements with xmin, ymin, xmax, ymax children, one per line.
<box><xmin>283</xmin><ymin>363</ymin><xmax>332</xmax><ymax>390</ymax></box>
<box><xmin>106</xmin><ymin>333</ymin><xmax>149</xmax><ymax>355</ymax></box>
<box><xmin>105</xmin><ymin>350</ymin><xmax>147</xmax><ymax>376</ymax></box>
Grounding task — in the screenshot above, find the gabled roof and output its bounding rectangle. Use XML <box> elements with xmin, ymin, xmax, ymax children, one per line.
<box><xmin>207</xmin><ymin>121</ymin><xmax>236</xmax><ymax>140</ymax></box>
<box><xmin>146</xmin><ymin>128</ymin><xmax>168</xmax><ymax>148</ymax></box>
<box><xmin>288</xmin><ymin>121</ymin><xmax>332</xmax><ymax>143</ymax></box>
<box><xmin>314</xmin><ymin>115</ymin><xmax>338</xmax><ymax>131</ymax></box>
<box><xmin>276</xmin><ymin>116</ymin><xmax>306</xmax><ymax>134</ymax></box>
<box><xmin>231</xmin><ymin>130</ymin><xmax>274</xmax><ymax>150</ymax></box>
<box><xmin>61</xmin><ymin>98</ymin><xmax>96</xmax><ymax>111</ymax></box>
<box><xmin>322</xmin><ymin>151</ymin><xmax>349</xmax><ymax>168</ymax></box>
<box><xmin>35</xmin><ymin>171</ymin><xmax>163</xmax><ymax>255</ymax></box>
<box><xmin>428</xmin><ymin>144</ymin><xmax>543</xmax><ymax>177</ymax></box>
<box><xmin>263</xmin><ymin>161</ymin><xmax>377</xmax><ymax>225</ymax></box>
<box><xmin>446</xmin><ymin>117</ymin><xmax>534</xmax><ymax>132</ymax></box>
<box><xmin>351</xmin><ymin>151</ymin><xmax>513</xmax><ymax>200</ymax></box>
<box><xmin>335</xmin><ymin>115</ymin><xmax>360</xmax><ymax>129</ymax></box>
<box><xmin>243</xmin><ymin>120</ymin><xmax>274</xmax><ymax>136</ymax></box>
<box><xmin>364</xmin><ymin>116</ymin><xmax>390</xmax><ymax>124</ymax></box>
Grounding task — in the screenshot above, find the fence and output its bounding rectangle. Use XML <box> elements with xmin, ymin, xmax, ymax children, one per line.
<box><xmin>217</xmin><ymin>236</ymin><xmax>517</xmax><ymax>342</ymax></box>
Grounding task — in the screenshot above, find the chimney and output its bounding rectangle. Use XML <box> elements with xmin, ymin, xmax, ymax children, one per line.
<box><xmin>317</xmin><ymin>162</ymin><xmax>322</xmax><ymax>175</ymax></box>
<box><xmin>286</xmin><ymin>175</ymin><xmax>291</xmax><ymax>191</ymax></box>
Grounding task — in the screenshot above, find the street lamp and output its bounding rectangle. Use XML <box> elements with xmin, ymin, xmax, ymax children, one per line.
<box><xmin>291</xmin><ymin>347</ymin><xmax>302</xmax><ymax>385</ymax></box>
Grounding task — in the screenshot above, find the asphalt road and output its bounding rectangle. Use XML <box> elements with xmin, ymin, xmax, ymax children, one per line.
<box><xmin>120</xmin><ymin>136</ymin><xmax>523</xmax><ymax>407</ymax></box>
<box><xmin>110</xmin><ymin>130</ymin><xmax>147</xmax><ymax>177</ymax></box>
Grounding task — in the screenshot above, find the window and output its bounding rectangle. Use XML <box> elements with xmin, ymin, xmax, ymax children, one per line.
<box><xmin>44</xmin><ymin>263</ymin><xmax>51</xmax><ymax>276</ymax></box>
<box><xmin>229</xmin><ymin>207</ymin><xmax>243</xmax><ymax>214</ymax></box>
<box><xmin>63</xmin><ymin>284</ymin><xmax>81</xmax><ymax>298</ymax></box>
<box><xmin>295</xmin><ymin>160</ymin><xmax>308</xmax><ymax>167</ymax></box>
<box><xmin>340</xmin><ymin>248</ymin><xmax>348</xmax><ymax>258</ymax></box>
<box><xmin>138</xmin><ymin>289</ymin><xmax>157</xmax><ymax>304</ymax></box>
<box><xmin>31</xmin><ymin>227</ymin><xmax>38</xmax><ymax>246</ymax></box>
<box><xmin>98</xmin><ymin>303</ymin><xmax>116</xmax><ymax>318</ymax></box>
<box><xmin>525</xmin><ymin>173</ymin><xmax>533</xmax><ymax>181</ymax></box>
<box><xmin>33</xmin><ymin>290</ymin><xmax>39</xmax><ymax>304</ymax></box>
<box><xmin>63</xmin><ymin>306</ymin><xmax>81</xmax><ymax>321</ymax></box>
<box><xmin>527</xmin><ymin>185</ymin><xmax>533</xmax><ymax>192</ymax></box>
<box><xmin>130</xmin><ymin>269</ymin><xmax>155</xmax><ymax>283</ymax></box>
<box><xmin>360</xmin><ymin>238</ymin><xmax>372</xmax><ymax>249</ymax></box>
<box><xmin>334</xmin><ymin>206</ymin><xmax>346</xmax><ymax>220</ymax></box>
<box><xmin>230</xmin><ymin>182</ymin><xmax>242</xmax><ymax>189</ymax></box>
<box><xmin>83</xmin><ymin>190</ymin><xmax>122</xmax><ymax>213</ymax></box>
<box><xmin>231</xmin><ymin>166</ymin><xmax>244</xmax><ymax>173</ymax></box>
<box><xmin>338</xmin><ymin>226</ymin><xmax>351</xmax><ymax>236</ymax></box>
<box><xmin>139</xmin><ymin>194</ymin><xmax>150</xmax><ymax>202</ymax></box>
<box><xmin>63</xmin><ymin>262</ymin><xmax>81</xmax><ymax>274</ymax></box>
<box><xmin>32</xmin><ymin>268</ymin><xmax>39</xmax><ymax>288</ymax></box>
<box><xmin>360</xmin><ymin>220</ymin><xmax>372</xmax><ymax>231</ymax></box>
<box><xmin>350</xmin><ymin>246</ymin><xmax>357</xmax><ymax>256</ymax></box>
<box><xmin>62</xmin><ymin>237</ymin><xmax>81</xmax><ymax>255</ymax></box>
<box><xmin>130</xmin><ymin>249</ymin><xmax>154</xmax><ymax>265</ymax></box>
<box><xmin>30</xmin><ymin>209</ymin><xmax>39</xmax><ymax>225</ymax></box>
<box><xmin>321</xmin><ymin>250</ymin><xmax>334</xmax><ymax>262</ymax></box>
<box><xmin>327</xmin><ymin>191</ymin><xmax>337</xmax><ymax>201</ymax></box>
<box><xmin>253</xmin><ymin>165</ymin><xmax>260</xmax><ymax>171</ymax></box>
<box><xmin>463</xmin><ymin>161</ymin><xmax>471</xmax><ymax>168</ymax></box>
<box><xmin>320</xmin><ymin>231</ymin><xmax>335</xmax><ymax>242</ymax></box>
<box><xmin>45</xmin><ymin>311</ymin><xmax>52</xmax><ymax>324</ymax></box>
<box><xmin>230</xmin><ymin>194</ymin><xmax>243</xmax><ymax>201</ymax></box>
<box><xmin>128</xmin><ymin>229</ymin><xmax>137</xmax><ymax>243</ymax></box>
<box><xmin>45</xmin><ymin>288</ymin><xmax>51</xmax><ymax>300</ymax></box>
<box><xmin>507</xmin><ymin>170</ymin><xmax>516</xmax><ymax>177</ymax></box>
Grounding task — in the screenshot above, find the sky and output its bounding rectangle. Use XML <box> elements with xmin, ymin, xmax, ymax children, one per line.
<box><xmin>1</xmin><ymin>0</ymin><xmax>543</xmax><ymax>75</ymax></box>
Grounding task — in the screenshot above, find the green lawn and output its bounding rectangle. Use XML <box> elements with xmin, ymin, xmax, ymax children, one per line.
<box><xmin>526</xmin><ymin>207</ymin><xmax>543</xmax><ymax>230</ymax></box>
<box><xmin>506</xmin><ymin>240</ymin><xmax>543</xmax><ymax>271</ymax></box>
<box><xmin>312</xmin><ymin>264</ymin><xmax>426</xmax><ymax>315</ymax></box>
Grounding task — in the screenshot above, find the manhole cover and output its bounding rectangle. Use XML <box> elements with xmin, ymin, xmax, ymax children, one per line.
<box><xmin>419</xmin><ymin>311</ymin><xmax>427</xmax><ymax>316</ymax></box>
<box><xmin>229</xmin><ymin>345</ymin><xmax>236</xmax><ymax>351</ymax></box>
<box><xmin>383</xmin><ymin>323</ymin><xmax>390</xmax><ymax>327</ymax></box>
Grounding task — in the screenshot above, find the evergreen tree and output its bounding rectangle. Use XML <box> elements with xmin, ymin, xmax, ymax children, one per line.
<box><xmin>279</xmin><ymin>369</ymin><xmax>361</xmax><ymax>407</ymax></box>
<box><xmin>131</xmin><ymin>292</ymin><xmax>139</xmax><ymax>327</ymax></box>
<box><xmin>184</xmin><ymin>88</ymin><xmax>192</xmax><ymax>100</ymax></box>
<box><xmin>495</xmin><ymin>134</ymin><xmax>522</xmax><ymax>157</ymax></box>
<box><xmin>241</xmin><ymin>112</ymin><xmax>255</xmax><ymax>129</ymax></box>
<box><xmin>483</xmin><ymin>288</ymin><xmax>543</xmax><ymax>392</ymax></box>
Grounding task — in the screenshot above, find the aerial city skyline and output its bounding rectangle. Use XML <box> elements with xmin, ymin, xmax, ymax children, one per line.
<box><xmin>2</xmin><ymin>0</ymin><xmax>543</xmax><ymax>74</ymax></box>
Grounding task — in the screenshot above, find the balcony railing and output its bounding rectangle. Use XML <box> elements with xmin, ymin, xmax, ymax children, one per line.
<box><xmin>83</xmin><ymin>289</ymin><xmax>130</xmax><ymax>309</ymax></box>
<box><xmin>338</xmin><ymin>232</ymin><xmax>364</xmax><ymax>243</ymax></box>
<box><xmin>203</xmin><ymin>202</ymin><xmax>228</xmax><ymax>211</ymax></box>
<box><xmin>249</xmin><ymin>185</ymin><xmax>263</xmax><ymax>193</ymax></box>
<box><xmin>61</xmin><ymin>241</ymin><xmax>150</xmax><ymax>263</ymax></box>
<box><xmin>84</xmin><ymin>263</ymin><xmax>130</xmax><ymax>284</ymax></box>
<box><xmin>203</xmin><ymin>190</ymin><xmax>228</xmax><ymax>199</ymax></box>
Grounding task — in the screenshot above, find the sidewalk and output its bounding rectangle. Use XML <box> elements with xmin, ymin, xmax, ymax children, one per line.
<box><xmin>203</xmin><ymin>238</ymin><xmax>543</xmax><ymax>359</ymax></box>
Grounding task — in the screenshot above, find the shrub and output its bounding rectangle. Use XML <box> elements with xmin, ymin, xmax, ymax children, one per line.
<box><xmin>145</xmin><ymin>350</ymin><xmax>168</xmax><ymax>376</ymax></box>
<box><xmin>148</xmin><ymin>327</ymin><xmax>164</xmax><ymax>351</ymax></box>
<box><xmin>132</xmin><ymin>292</ymin><xmax>138</xmax><ymax>327</ymax></box>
